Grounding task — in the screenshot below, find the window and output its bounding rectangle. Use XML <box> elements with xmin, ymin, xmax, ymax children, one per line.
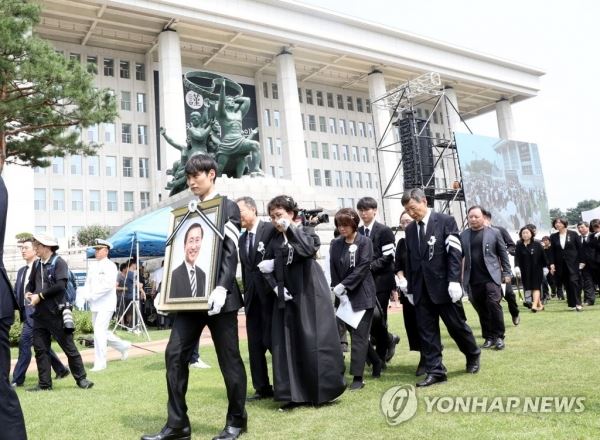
<box><xmin>272</xmin><ymin>83</ymin><xmax>278</xmax><ymax>99</ymax></box>
<box><xmin>352</xmin><ymin>146</ymin><xmax>359</xmax><ymax>162</ymax></box>
<box><xmin>338</xmin><ymin>198</ymin><xmax>344</xmax><ymax>208</ymax></box>
<box><xmin>368</xmin><ymin>122</ymin><xmax>374</xmax><ymax>138</ymax></box>
<box><xmin>356</xmin><ymin>97</ymin><xmax>364</xmax><ymax>112</ymax></box>
<box><xmin>425</xmin><ymin>109</ymin><xmax>430</xmax><ymax>120</ymax></box>
<box><xmin>106</xmin><ymin>191</ymin><xmax>118</xmax><ymax>211</ymax></box>
<box><xmin>327</xmin><ymin>92</ymin><xmax>334</xmax><ymax>108</ymax></box>
<box><xmin>71</xmin><ymin>226</ymin><xmax>82</xmax><ymax>238</ymax></box>
<box><xmin>316</xmin><ymin>91</ymin><xmax>324</xmax><ymax>106</ymax></box>
<box><xmin>361</xmin><ymin>147</ymin><xmax>369</xmax><ymax>163</ymax></box>
<box><xmin>89</xmin><ymin>190</ymin><xmax>101</xmax><ymax>211</ymax></box>
<box><xmin>140</xmin><ymin>191</ymin><xmax>150</xmax><ymax>209</ymax></box>
<box><xmin>263</xmin><ymin>109</ymin><xmax>271</xmax><ymax>126</ymax></box>
<box><xmin>306</xmin><ymin>89</ymin><xmax>313</xmax><ymax>105</ymax></box>
<box><xmin>275</xmin><ymin>138</ymin><xmax>282</xmax><ymax>155</ymax></box>
<box><xmin>349</xmin><ymin>120</ymin><xmax>356</xmax><ymax>136</ymax></box>
<box><xmin>301</xmin><ymin>113</ymin><xmax>306</xmax><ymax>130</ymax></box>
<box><xmin>313</xmin><ymin>169</ymin><xmax>322</xmax><ymax>186</ymax></box>
<box><xmin>34</xmin><ymin>188</ymin><xmax>46</xmax><ymax>211</ymax></box>
<box><xmin>345</xmin><ymin>171</ymin><xmax>353</xmax><ymax>188</ymax></box>
<box><xmin>346</xmin><ymin>96</ymin><xmax>354</xmax><ymax>111</ymax></box>
<box><xmin>52</xmin><ymin>157</ymin><xmax>64</xmax><ymax>174</ymax></box>
<box><xmin>338</xmin><ymin>119</ymin><xmax>346</xmax><ymax>135</ymax></box>
<box><xmin>87</xmin><ymin>156</ymin><xmax>100</xmax><ymax>176</ymax></box>
<box><xmin>120</xmin><ymin>60</ymin><xmax>130</xmax><ymax>78</ymax></box>
<box><xmin>267</xmin><ymin>137</ymin><xmax>274</xmax><ymax>155</ymax></box>
<box><xmin>121</xmin><ymin>91</ymin><xmax>131</xmax><ymax>111</ymax></box>
<box><xmin>332</xmin><ymin>144</ymin><xmax>339</xmax><ymax>160</ymax></box>
<box><xmin>138</xmin><ymin>125</ymin><xmax>148</xmax><ymax>145</ymax></box>
<box><xmin>71</xmin><ymin>190</ymin><xmax>83</xmax><ymax>211</ymax></box>
<box><xmin>322</xmin><ymin>143</ymin><xmax>329</xmax><ymax>159</ymax></box>
<box><xmin>311</xmin><ymin>142</ymin><xmax>319</xmax><ymax>158</ymax></box>
<box><xmin>52</xmin><ymin>189</ymin><xmax>65</xmax><ymax>211</ymax></box>
<box><xmin>324</xmin><ymin>170</ymin><xmax>332</xmax><ymax>187</ymax></box>
<box><xmin>86</xmin><ymin>55</ymin><xmax>97</xmax><ymax>74</ymax></box>
<box><xmin>136</xmin><ymin>93</ymin><xmax>146</xmax><ymax>112</ymax></box>
<box><xmin>70</xmin><ymin>155</ymin><xmax>82</xmax><ymax>175</ymax></box>
<box><xmin>278</xmin><ymin>167</ymin><xmax>284</xmax><ymax>178</ymax></box>
<box><xmin>319</xmin><ymin>116</ymin><xmax>327</xmax><ymax>132</ymax></box>
<box><xmin>87</xmin><ymin>124</ymin><xmax>98</xmax><ymax>143</ymax></box>
<box><xmin>34</xmin><ymin>167</ymin><xmax>45</xmax><ymax>175</ymax></box>
<box><xmin>105</xmin><ymin>156</ymin><xmax>116</xmax><ymax>177</ymax></box>
<box><xmin>262</xmin><ymin>82</ymin><xmax>269</xmax><ymax>98</ymax></box>
<box><xmin>135</xmin><ymin>62</ymin><xmax>145</xmax><ymax>81</ymax></box>
<box><xmin>273</xmin><ymin>110</ymin><xmax>280</xmax><ymax>128</ymax></box>
<box><xmin>334</xmin><ymin>171</ymin><xmax>342</xmax><ymax>187</ymax></box>
<box><xmin>342</xmin><ymin>145</ymin><xmax>349</xmax><ymax>161</ymax></box>
<box><xmin>329</xmin><ymin>117</ymin><xmax>337</xmax><ymax>134</ymax></box>
<box><xmin>122</xmin><ymin>123</ymin><xmax>132</xmax><ymax>143</ymax></box>
<box><xmin>416</xmin><ymin>108</ymin><xmax>423</xmax><ymax>118</ymax></box>
<box><xmin>355</xmin><ymin>172</ymin><xmax>363</xmax><ymax>188</ymax></box>
<box><xmin>366</xmin><ymin>99</ymin><xmax>371</xmax><ymax>113</ymax></box>
<box><xmin>70</xmin><ymin>53</ymin><xmax>80</xmax><ymax>63</ymax></box>
<box><xmin>308</xmin><ymin>114</ymin><xmax>316</xmax><ymax>131</ymax></box>
<box><xmin>433</xmin><ymin>111</ymin><xmax>439</xmax><ymax>124</ymax></box>
<box><xmin>337</xmin><ymin>94</ymin><xmax>344</xmax><ymax>109</ymax></box>
<box><xmin>304</xmin><ymin>141</ymin><xmax>308</xmax><ymax>157</ymax></box>
<box><xmin>123</xmin><ymin>157</ymin><xmax>133</xmax><ymax>177</ymax></box>
<box><xmin>366</xmin><ymin>173</ymin><xmax>373</xmax><ymax>189</ymax></box>
<box><xmin>139</xmin><ymin>158</ymin><xmax>149</xmax><ymax>178</ymax></box>
<box><xmin>124</xmin><ymin>191</ymin><xmax>134</xmax><ymax>211</ymax></box>
<box><xmin>53</xmin><ymin>226</ymin><xmax>65</xmax><ymax>240</ymax></box>
<box><xmin>358</xmin><ymin>122</ymin><xmax>366</xmax><ymax>137</ymax></box>
<box><xmin>104</xmin><ymin>123</ymin><xmax>115</xmax><ymax>143</ymax></box>
<box><xmin>297</xmin><ymin>88</ymin><xmax>302</xmax><ymax>103</ymax></box>
<box><xmin>103</xmin><ymin>58</ymin><xmax>114</xmax><ymax>76</ymax></box>
<box><xmin>270</xmin><ymin>166</ymin><xmax>276</xmax><ymax>177</ymax></box>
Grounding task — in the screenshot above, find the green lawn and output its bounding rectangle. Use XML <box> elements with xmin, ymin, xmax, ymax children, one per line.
<box><xmin>14</xmin><ymin>300</ymin><xmax>600</xmax><ymax>439</ymax></box>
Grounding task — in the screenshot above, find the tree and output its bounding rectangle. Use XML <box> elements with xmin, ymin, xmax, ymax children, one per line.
<box><xmin>76</xmin><ymin>225</ymin><xmax>111</xmax><ymax>246</ymax></box>
<box><xmin>549</xmin><ymin>208</ymin><xmax>564</xmax><ymax>221</ymax></box>
<box><xmin>566</xmin><ymin>200</ymin><xmax>600</xmax><ymax>225</ymax></box>
<box><xmin>15</xmin><ymin>231</ymin><xmax>33</xmax><ymax>241</ymax></box>
<box><xmin>0</xmin><ymin>0</ymin><xmax>117</xmax><ymax>173</ymax></box>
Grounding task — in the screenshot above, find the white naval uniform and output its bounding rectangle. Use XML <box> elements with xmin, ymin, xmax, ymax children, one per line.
<box><xmin>84</xmin><ymin>257</ymin><xmax>130</xmax><ymax>370</ymax></box>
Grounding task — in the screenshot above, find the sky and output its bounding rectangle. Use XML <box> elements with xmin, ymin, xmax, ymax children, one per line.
<box><xmin>300</xmin><ymin>0</ymin><xmax>598</xmax><ymax>210</ymax></box>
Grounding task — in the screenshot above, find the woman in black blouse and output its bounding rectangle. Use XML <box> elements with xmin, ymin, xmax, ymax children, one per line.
<box><xmin>514</xmin><ymin>225</ymin><xmax>548</xmax><ymax>312</ymax></box>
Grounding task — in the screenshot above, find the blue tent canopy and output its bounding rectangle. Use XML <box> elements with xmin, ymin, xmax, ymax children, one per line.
<box><xmin>86</xmin><ymin>207</ymin><xmax>172</xmax><ymax>259</ymax></box>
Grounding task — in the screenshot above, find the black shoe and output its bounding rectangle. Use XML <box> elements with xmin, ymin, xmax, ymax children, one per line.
<box><xmin>494</xmin><ymin>338</ymin><xmax>505</xmax><ymax>350</ymax></box>
<box><xmin>55</xmin><ymin>369</ymin><xmax>70</xmax><ymax>380</ymax></box>
<box><xmin>416</xmin><ymin>374</ymin><xmax>447</xmax><ymax>387</ymax></box>
<box><xmin>212</xmin><ymin>425</ymin><xmax>246</xmax><ymax>440</ymax></box>
<box><xmin>246</xmin><ymin>389</ymin><xmax>273</xmax><ymax>402</ymax></box>
<box><xmin>512</xmin><ymin>315</ymin><xmax>520</xmax><ymax>326</ymax></box>
<box><xmin>481</xmin><ymin>339</ymin><xmax>494</xmax><ymax>349</ymax></box>
<box><xmin>466</xmin><ymin>354</ymin><xmax>480</xmax><ymax>374</ymax></box>
<box><xmin>27</xmin><ymin>384</ymin><xmax>52</xmax><ymax>392</ymax></box>
<box><xmin>141</xmin><ymin>425</ymin><xmax>191</xmax><ymax>440</ymax></box>
<box><xmin>415</xmin><ymin>354</ymin><xmax>426</xmax><ymax>376</ymax></box>
<box><xmin>77</xmin><ymin>378</ymin><xmax>94</xmax><ymax>389</ymax></box>
<box><xmin>385</xmin><ymin>334</ymin><xmax>400</xmax><ymax>363</ymax></box>
<box><xmin>349</xmin><ymin>379</ymin><xmax>365</xmax><ymax>391</ymax></box>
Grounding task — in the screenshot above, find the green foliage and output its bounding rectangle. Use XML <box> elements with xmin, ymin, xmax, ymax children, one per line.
<box><xmin>76</xmin><ymin>224</ymin><xmax>111</xmax><ymax>246</ymax></box>
<box><xmin>549</xmin><ymin>207</ymin><xmax>564</xmax><ymax>221</ymax></box>
<box><xmin>0</xmin><ymin>0</ymin><xmax>117</xmax><ymax>172</ymax></box>
<box><xmin>9</xmin><ymin>312</ymin><xmax>21</xmax><ymax>346</ymax></box>
<box><xmin>15</xmin><ymin>231</ymin><xmax>33</xmax><ymax>241</ymax></box>
<box><xmin>566</xmin><ymin>199</ymin><xmax>600</xmax><ymax>225</ymax></box>
<box><xmin>9</xmin><ymin>309</ymin><xmax>94</xmax><ymax>346</ymax></box>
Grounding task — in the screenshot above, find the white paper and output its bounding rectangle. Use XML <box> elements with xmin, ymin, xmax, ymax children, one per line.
<box><xmin>336</xmin><ymin>297</ymin><xmax>366</xmax><ymax>329</ymax></box>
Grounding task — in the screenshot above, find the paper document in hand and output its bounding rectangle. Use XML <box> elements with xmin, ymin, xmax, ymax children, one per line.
<box><xmin>336</xmin><ymin>299</ymin><xmax>366</xmax><ymax>329</ymax></box>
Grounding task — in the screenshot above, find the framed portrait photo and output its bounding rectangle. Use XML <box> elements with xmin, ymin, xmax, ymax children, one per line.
<box><xmin>158</xmin><ymin>197</ymin><xmax>225</xmax><ymax>311</ymax></box>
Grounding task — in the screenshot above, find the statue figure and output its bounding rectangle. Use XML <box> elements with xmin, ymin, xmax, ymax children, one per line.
<box><xmin>214</xmin><ymin>77</ymin><xmax>264</xmax><ymax>178</ymax></box>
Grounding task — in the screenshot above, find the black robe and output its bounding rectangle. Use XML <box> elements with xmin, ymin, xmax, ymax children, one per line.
<box><xmin>262</xmin><ymin>225</ymin><xmax>346</xmax><ymax>404</ymax></box>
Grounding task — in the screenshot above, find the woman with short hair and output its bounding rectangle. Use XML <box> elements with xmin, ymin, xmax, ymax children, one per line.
<box><xmin>549</xmin><ymin>217</ymin><xmax>583</xmax><ymax>311</ymax></box>
<box><xmin>514</xmin><ymin>226</ymin><xmax>548</xmax><ymax>312</ymax></box>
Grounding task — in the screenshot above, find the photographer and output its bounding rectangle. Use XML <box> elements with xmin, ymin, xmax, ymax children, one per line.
<box><xmin>25</xmin><ymin>233</ymin><xmax>93</xmax><ymax>391</ymax></box>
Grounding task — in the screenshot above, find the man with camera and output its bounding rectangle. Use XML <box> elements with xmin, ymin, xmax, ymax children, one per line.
<box><xmin>25</xmin><ymin>233</ymin><xmax>93</xmax><ymax>391</ymax></box>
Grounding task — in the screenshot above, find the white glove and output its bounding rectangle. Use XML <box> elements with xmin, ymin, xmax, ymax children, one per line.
<box><xmin>543</xmin><ymin>267</ymin><xmax>549</xmax><ymax>277</ymax></box>
<box><xmin>257</xmin><ymin>259</ymin><xmax>274</xmax><ymax>274</ymax></box>
<box><xmin>207</xmin><ymin>286</ymin><xmax>227</xmax><ymax>316</ymax></box>
<box><xmin>579</xmin><ymin>263</ymin><xmax>585</xmax><ymax>270</ymax></box>
<box><xmin>448</xmin><ymin>282</ymin><xmax>463</xmax><ymax>303</ymax></box>
<box><xmin>273</xmin><ymin>286</ymin><xmax>293</xmax><ymax>301</ymax></box>
<box><xmin>276</xmin><ymin>218</ymin><xmax>291</xmax><ymax>231</ymax></box>
<box><xmin>332</xmin><ymin>283</ymin><xmax>346</xmax><ymax>298</ymax></box>
<box><xmin>513</xmin><ymin>266</ymin><xmax>521</xmax><ymax>277</ymax></box>
<box><xmin>397</xmin><ymin>276</ymin><xmax>408</xmax><ymax>293</ymax></box>
<box><xmin>405</xmin><ymin>293</ymin><xmax>414</xmax><ymax>305</ymax></box>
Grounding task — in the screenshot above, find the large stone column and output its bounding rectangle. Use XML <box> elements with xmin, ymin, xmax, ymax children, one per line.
<box><xmin>496</xmin><ymin>98</ymin><xmax>515</xmax><ymax>140</ymax></box>
<box><xmin>158</xmin><ymin>30</ymin><xmax>186</xmax><ymax>167</ymax></box>
<box><xmin>368</xmin><ymin>69</ymin><xmax>400</xmax><ymax>224</ymax></box>
<box><xmin>275</xmin><ymin>50</ymin><xmax>308</xmax><ymax>186</ymax></box>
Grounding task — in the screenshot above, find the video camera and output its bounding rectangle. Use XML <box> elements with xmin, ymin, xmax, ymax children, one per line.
<box><xmin>298</xmin><ymin>208</ymin><xmax>329</xmax><ymax>227</ymax></box>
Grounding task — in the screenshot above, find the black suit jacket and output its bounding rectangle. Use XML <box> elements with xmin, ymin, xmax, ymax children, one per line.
<box><xmin>549</xmin><ymin>230</ymin><xmax>582</xmax><ymax>276</ymax></box>
<box><xmin>404</xmin><ymin>211</ymin><xmax>462</xmax><ymax>305</ymax></box>
<box><xmin>169</xmin><ymin>262</ymin><xmax>206</xmax><ymax>299</ymax></box>
<box><xmin>579</xmin><ymin>234</ymin><xmax>596</xmax><ymax>265</ymax></box>
<box><xmin>358</xmin><ymin>221</ymin><xmax>395</xmax><ymax>293</ymax></box>
<box><xmin>0</xmin><ymin>176</ymin><xmax>19</xmax><ymax>321</ymax></box>
<box><xmin>239</xmin><ymin>220</ymin><xmax>276</xmax><ymax>313</ymax></box>
<box><xmin>461</xmin><ymin>226</ymin><xmax>512</xmax><ymax>290</ymax></box>
<box><xmin>330</xmin><ymin>233</ymin><xmax>376</xmax><ymax>311</ymax></box>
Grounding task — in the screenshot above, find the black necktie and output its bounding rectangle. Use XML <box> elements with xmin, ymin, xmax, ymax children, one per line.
<box><xmin>418</xmin><ymin>221</ymin><xmax>426</xmax><ymax>254</ymax></box>
<box><xmin>190</xmin><ymin>269</ymin><xmax>197</xmax><ymax>298</ymax></box>
<box><xmin>365</xmin><ymin>228</ymin><xmax>370</xmax><ymax>237</ymax></box>
<box><xmin>247</xmin><ymin>232</ymin><xmax>254</xmax><ymax>257</ymax></box>
<box><xmin>582</xmin><ymin>235</ymin><xmax>586</xmax><ymax>244</ymax></box>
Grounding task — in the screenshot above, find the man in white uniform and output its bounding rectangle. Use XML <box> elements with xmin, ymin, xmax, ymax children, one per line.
<box><xmin>85</xmin><ymin>239</ymin><xmax>131</xmax><ymax>371</ymax></box>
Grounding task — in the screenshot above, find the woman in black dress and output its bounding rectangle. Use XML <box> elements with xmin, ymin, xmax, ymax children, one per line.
<box><xmin>258</xmin><ymin>195</ymin><xmax>345</xmax><ymax>410</ymax></box>
<box><xmin>330</xmin><ymin>208</ymin><xmax>376</xmax><ymax>390</ymax></box>
<box><xmin>514</xmin><ymin>225</ymin><xmax>549</xmax><ymax>312</ymax></box>
<box><xmin>549</xmin><ymin>217</ymin><xmax>583</xmax><ymax>311</ymax></box>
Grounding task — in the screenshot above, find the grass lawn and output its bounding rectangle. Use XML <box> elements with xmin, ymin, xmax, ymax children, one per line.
<box><xmin>14</xmin><ymin>300</ymin><xmax>600</xmax><ymax>440</ymax></box>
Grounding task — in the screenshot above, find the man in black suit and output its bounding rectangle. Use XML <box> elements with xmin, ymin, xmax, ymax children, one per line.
<box><xmin>169</xmin><ymin>223</ymin><xmax>207</xmax><ymax>299</ymax></box>
<box><xmin>0</xmin><ymin>176</ymin><xmax>27</xmax><ymax>439</ymax></box>
<box><xmin>142</xmin><ymin>154</ymin><xmax>247</xmax><ymax>440</ymax></box>
<box><xmin>577</xmin><ymin>221</ymin><xmax>596</xmax><ymax>306</ymax></box>
<box><xmin>401</xmin><ymin>188</ymin><xmax>480</xmax><ymax>387</ymax></box>
<box><xmin>461</xmin><ymin>206</ymin><xmax>512</xmax><ymax>351</ymax></box>
<box><xmin>236</xmin><ymin>196</ymin><xmax>276</xmax><ymax>401</ymax></box>
<box><xmin>356</xmin><ymin>197</ymin><xmax>400</xmax><ymax>366</ymax></box>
